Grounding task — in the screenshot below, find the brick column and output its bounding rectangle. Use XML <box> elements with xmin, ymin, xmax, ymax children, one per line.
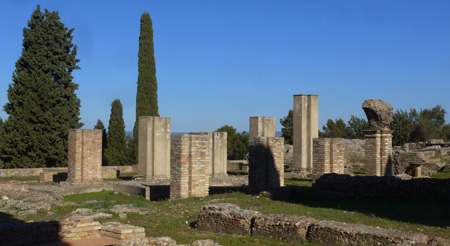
<box><xmin>249</xmin><ymin>136</ymin><xmax>284</xmax><ymax>192</ymax></box>
<box><xmin>138</xmin><ymin>116</ymin><xmax>171</xmax><ymax>180</ymax></box>
<box><xmin>364</xmin><ymin>130</ymin><xmax>392</xmax><ymax>176</ymax></box>
<box><xmin>293</xmin><ymin>95</ymin><xmax>319</xmax><ymax>172</ymax></box>
<box><xmin>249</xmin><ymin>117</ymin><xmax>276</xmax><ymax>137</ymax></box>
<box><xmin>170</xmin><ymin>134</ymin><xmax>211</xmax><ymax>200</ymax></box>
<box><xmin>313</xmin><ymin>138</ymin><xmax>344</xmax><ymax>176</ymax></box>
<box><xmin>67</xmin><ymin>129</ymin><xmax>102</xmax><ymax>183</ymax></box>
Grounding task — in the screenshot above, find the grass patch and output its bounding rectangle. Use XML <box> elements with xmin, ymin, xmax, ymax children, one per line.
<box><xmin>430</xmin><ymin>170</ymin><xmax>450</xmax><ymax>179</ymax></box>
<box><xmin>0</xmin><ymin>176</ymin><xmax>39</xmax><ymax>182</ymax></box>
<box><xmin>284</xmin><ymin>178</ymin><xmax>313</xmax><ymax>187</ymax></box>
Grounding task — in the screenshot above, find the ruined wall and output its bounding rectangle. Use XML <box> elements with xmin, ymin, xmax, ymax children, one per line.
<box><xmin>248</xmin><ymin>136</ymin><xmax>284</xmax><ymax>192</ymax></box>
<box><xmin>170</xmin><ymin>134</ymin><xmax>211</xmax><ymax>199</ymax></box>
<box><xmin>67</xmin><ymin>129</ymin><xmax>102</xmax><ymax>183</ymax></box>
<box><xmin>313</xmin><ymin>138</ymin><xmax>345</xmax><ymax>175</ymax></box>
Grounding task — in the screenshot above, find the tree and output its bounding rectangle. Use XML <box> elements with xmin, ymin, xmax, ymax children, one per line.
<box><xmin>390</xmin><ymin>109</ymin><xmax>415</xmax><ymax>146</ymax></box>
<box><xmin>411</xmin><ymin>105</ymin><xmax>446</xmax><ymax>142</ymax></box>
<box><xmin>320</xmin><ymin>119</ymin><xmax>347</xmax><ymax>138</ymax></box>
<box><xmin>133</xmin><ymin>12</ymin><xmax>159</xmax><ymax>163</ymax></box>
<box><xmin>280</xmin><ymin>109</ymin><xmax>293</xmax><ymax>144</ymax></box>
<box><xmin>0</xmin><ymin>5</ymin><xmax>82</xmax><ymax>168</ymax></box>
<box><xmin>104</xmin><ymin>99</ymin><xmax>127</xmax><ymax>166</ymax></box>
<box><xmin>94</xmin><ymin>120</ymin><xmax>108</xmax><ymax>165</ymax></box>
<box><xmin>346</xmin><ymin>115</ymin><xmax>369</xmax><ymax>139</ymax></box>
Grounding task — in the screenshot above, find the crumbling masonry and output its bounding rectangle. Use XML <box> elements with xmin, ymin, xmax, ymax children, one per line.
<box><xmin>313</xmin><ymin>138</ymin><xmax>345</xmax><ymax>175</ymax></box>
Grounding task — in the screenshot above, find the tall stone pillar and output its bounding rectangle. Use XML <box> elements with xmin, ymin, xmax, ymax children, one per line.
<box><xmin>138</xmin><ymin>116</ymin><xmax>171</xmax><ymax>180</ymax></box>
<box><xmin>67</xmin><ymin>129</ymin><xmax>102</xmax><ymax>184</ymax></box>
<box><xmin>249</xmin><ymin>117</ymin><xmax>276</xmax><ymax>137</ymax></box>
<box><xmin>248</xmin><ymin>136</ymin><xmax>284</xmax><ymax>192</ymax></box>
<box><xmin>170</xmin><ymin>134</ymin><xmax>211</xmax><ymax>200</ymax></box>
<box><xmin>210</xmin><ymin>132</ymin><xmax>228</xmax><ymax>177</ymax></box>
<box><xmin>293</xmin><ymin>94</ymin><xmax>319</xmax><ymax>172</ymax></box>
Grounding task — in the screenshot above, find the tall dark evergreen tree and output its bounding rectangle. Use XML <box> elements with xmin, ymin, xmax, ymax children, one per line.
<box><xmin>94</xmin><ymin>119</ymin><xmax>108</xmax><ymax>165</ymax></box>
<box><xmin>0</xmin><ymin>5</ymin><xmax>82</xmax><ymax>168</ymax></box>
<box><xmin>133</xmin><ymin>12</ymin><xmax>159</xmax><ymax>162</ymax></box>
<box><xmin>280</xmin><ymin>109</ymin><xmax>293</xmax><ymax>144</ymax></box>
<box><xmin>105</xmin><ymin>99</ymin><xmax>127</xmax><ymax>166</ymax></box>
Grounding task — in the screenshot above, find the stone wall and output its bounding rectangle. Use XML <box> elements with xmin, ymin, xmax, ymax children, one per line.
<box><xmin>195</xmin><ymin>132</ymin><xmax>228</xmax><ymax>177</ymax></box>
<box><xmin>196</xmin><ymin>203</ymin><xmax>446</xmax><ymax>245</ymax></box>
<box><xmin>170</xmin><ymin>134</ymin><xmax>211</xmax><ymax>199</ymax></box>
<box><xmin>248</xmin><ymin>136</ymin><xmax>284</xmax><ymax>192</ymax></box>
<box><xmin>313</xmin><ymin>173</ymin><xmax>450</xmax><ymax>201</ymax></box>
<box><xmin>67</xmin><ymin>129</ymin><xmax>102</xmax><ymax>183</ymax></box>
<box><xmin>313</xmin><ymin>138</ymin><xmax>345</xmax><ymax>175</ymax></box>
<box><xmin>138</xmin><ymin>116</ymin><xmax>171</xmax><ymax>180</ymax></box>
<box><xmin>293</xmin><ymin>94</ymin><xmax>319</xmax><ymax>172</ymax></box>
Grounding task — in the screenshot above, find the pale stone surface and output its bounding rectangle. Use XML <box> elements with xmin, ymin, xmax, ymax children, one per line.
<box><xmin>67</xmin><ymin>129</ymin><xmax>102</xmax><ymax>184</ymax></box>
<box><xmin>362</xmin><ymin>99</ymin><xmax>393</xmax><ymax>131</ymax></box>
<box><xmin>249</xmin><ymin>116</ymin><xmax>276</xmax><ymax>137</ymax></box>
<box><xmin>138</xmin><ymin>116</ymin><xmax>171</xmax><ymax>180</ymax></box>
<box><xmin>293</xmin><ymin>95</ymin><xmax>318</xmax><ymax>172</ymax></box>
<box><xmin>196</xmin><ymin>132</ymin><xmax>228</xmax><ymax>177</ymax></box>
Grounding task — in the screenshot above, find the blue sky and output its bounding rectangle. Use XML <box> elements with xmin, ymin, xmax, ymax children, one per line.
<box><xmin>1</xmin><ymin>0</ymin><xmax>449</xmax><ymax>133</ymax></box>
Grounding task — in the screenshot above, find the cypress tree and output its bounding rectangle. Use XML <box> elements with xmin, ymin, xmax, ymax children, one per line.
<box><xmin>0</xmin><ymin>5</ymin><xmax>82</xmax><ymax>168</ymax></box>
<box><xmin>133</xmin><ymin>12</ymin><xmax>159</xmax><ymax>162</ymax></box>
<box><xmin>104</xmin><ymin>99</ymin><xmax>127</xmax><ymax>166</ymax></box>
<box><xmin>94</xmin><ymin>119</ymin><xmax>108</xmax><ymax>165</ymax></box>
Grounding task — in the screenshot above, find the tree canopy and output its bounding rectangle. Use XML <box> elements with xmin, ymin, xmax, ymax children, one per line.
<box><xmin>0</xmin><ymin>5</ymin><xmax>82</xmax><ymax>168</ymax></box>
<box><xmin>104</xmin><ymin>99</ymin><xmax>127</xmax><ymax>166</ymax></box>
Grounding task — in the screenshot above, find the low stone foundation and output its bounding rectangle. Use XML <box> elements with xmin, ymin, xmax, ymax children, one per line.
<box><xmin>197</xmin><ymin>203</ymin><xmax>449</xmax><ymax>245</ymax></box>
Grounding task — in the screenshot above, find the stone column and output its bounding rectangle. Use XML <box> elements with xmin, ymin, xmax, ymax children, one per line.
<box><xmin>364</xmin><ymin>130</ymin><xmax>393</xmax><ymax>176</ymax></box>
<box><xmin>211</xmin><ymin>132</ymin><xmax>228</xmax><ymax>177</ymax></box>
<box><xmin>67</xmin><ymin>129</ymin><xmax>102</xmax><ymax>184</ymax></box>
<box><xmin>313</xmin><ymin>138</ymin><xmax>344</xmax><ymax>176</ymax></box>
<box><xmin>249</xmin><ymin>117</ymin><xmax>276</xmax><ymax>137</ymax></box>
<box><xmin>138</xmin><ymin>116</ymin><xmax>171</xmax><ymax>180</ymax></box>
<box><xmin>170</xmin><ymin>134</ymin><xmax>211</xmax><ymax>200</ymax></box>
<box><xmin>248</xmin><ymin>136</ymin><xmax>284</xmax><ymax>192</ymax></box>
<box><xmin>293</xmin><ymin>94</ymin><xmax>319</xmax><ymax>172</ymax></box>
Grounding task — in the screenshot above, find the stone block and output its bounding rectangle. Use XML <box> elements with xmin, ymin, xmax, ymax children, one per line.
<box><xmin>253</xmin><ymin>214</ymin><xmax>317</xmax><ymax>241</ymax></box>
<box><xmin>293</xmin><ymin>94</ymin><xmax>319</xmax><ymax>172</ymax></box>
<box><xmin>138</xmin><ymin>116</ymin><xmax>171</xmax><ymax>180</ymax></box>
<box><xmin>249</xmin><ymin>117</ymin><xmax>276</xmax><ymax>137</ymax></box>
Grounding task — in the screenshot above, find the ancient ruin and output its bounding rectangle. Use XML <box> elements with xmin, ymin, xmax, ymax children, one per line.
<box><xmin>293</xmin><ymin>94</ymin><xmax>319</xmax><ymax>172</ymax></box>
<box><xmin>313</xmin><ymin>138</ymin><xmax>345</xmax><ymax>176</ymax></box>
<box><xmin>195</xmin><ymin>132</ymin><xmax>228</xmax><ymax>178</ymax></box>
<box><xmin>170</xmin><ymin>134</ymin><xmax>211</xmax><ymax>199</ymax></box>
<box><xmin>362</xmin><ymin>99</ymin><xmax>394</xmax><ymax>176</ymax></box>
<box><xmin>248</xmin><ymin>136</ymin><xmax>284</xmax><ymax>192</ymax></box>
<box><xmin>138</xmin><ymin>116</ymin><xmax>171</xmax><ymax>180</ymax></box>
<box><xmin>249</xmin><ymin>116</ymin><xmax>276</xmax><ymax>137</ymax></box>
<box><xmin>67</xmin><ymin>129</ymin><xmax>102</xmax><ymax>183</ymax></box>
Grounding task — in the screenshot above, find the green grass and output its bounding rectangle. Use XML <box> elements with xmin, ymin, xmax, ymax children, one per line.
<box><xmin>430</xmin><ymin>170</ymin><xmax>450</xmax><ymax>179</ymax></box>
<box><xmin>18</xmin><ymin>187</ymin><xmax>449</xmax><ymax>245</ymax></box>
<box><xmin>284</xmin><ymin>178</ymin><xmax>313</xmax><ymax>187</ymax></box>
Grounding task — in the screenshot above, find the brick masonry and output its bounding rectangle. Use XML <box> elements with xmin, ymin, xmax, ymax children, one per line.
<box><xmin>364</xmin><ymin>130</ymin><xmax>393</xmax><ymax>176</ymax></box>
<box><xmin>170</xmin><ymin>134</ymin><xmax>211</xmax><ymax>200</ymax></box>
<box><xmin>248</xmin><ymin>136</ymin><xmax>284</xmax><ymax>192</ymax></box>
<box><xmin>313</xmin><ymin>138</ymin><xmax>345</xmax><ymax>175</ymax></box>
<box><xmin>67</xmin><ymin>129</ymin><xmax>102</xmax><ymax>184</ymax></box>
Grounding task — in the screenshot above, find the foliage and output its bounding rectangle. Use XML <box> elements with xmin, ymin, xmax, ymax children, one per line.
<box><xmin>0</xmin><ymin>5</ymin><xmax>82</xmax><ymax>168</ymax></box>
<box><xmin>390</xmin><ymin>105</ymin><xmax>449</xmax><ymax>145</ymax></box>
<box><xmin>133</xmin><ymin>12</ymin><xmax>159</xmax><ymax>163</ymax></box>
<box><xmin>104</xmin><ymin>99</ymin><xmax>127</xmax><ymax>166</ymax></box>
<box><xmin>280</xmin><ymin>109</ymin><xmax>293</xmax><ymax>144</ymax></box>
<box><xmin>94</xmin><ymin>120</ymin><xmax>108</xmax><ymax>165</ymax></box>
<box><xmin>125</xmin><ymin>134</ymin><xmax>136</xmax><ymax>165</ymax></box>
<box><xmin>346</xmin><ymin>115</ymin><xmax>369</xmax><ymax>139</ymax></box>
<box><xmin>216</xmin><ymin>125</ymin><xmax>248</xmax><ymax>160</ymax></box>
<box><xmin>320</xmin><ymin>119</ymin><xmax>347</xmax><ymax>138</ymax></box>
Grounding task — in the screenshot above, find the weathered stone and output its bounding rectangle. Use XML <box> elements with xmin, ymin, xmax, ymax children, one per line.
<box><xmin>362</xmin><ymin>99</ymin><xmax>393</xmax><ymax>131</ymax></box>
<box><xmin>253</xmin><ymin>214</ymin><xmax>317</xmax><ymax>241</ymax></box>
<box><xmin>313</xmin><ymin>138</ymin><xmax>345</xmax><ymax>176</ymax></box>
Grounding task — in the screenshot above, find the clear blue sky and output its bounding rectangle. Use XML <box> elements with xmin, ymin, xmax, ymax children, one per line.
<box><xmin>1</xmin><ymin>0</ymin><xmax>449</xmax><ymax>133</ymax></box>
